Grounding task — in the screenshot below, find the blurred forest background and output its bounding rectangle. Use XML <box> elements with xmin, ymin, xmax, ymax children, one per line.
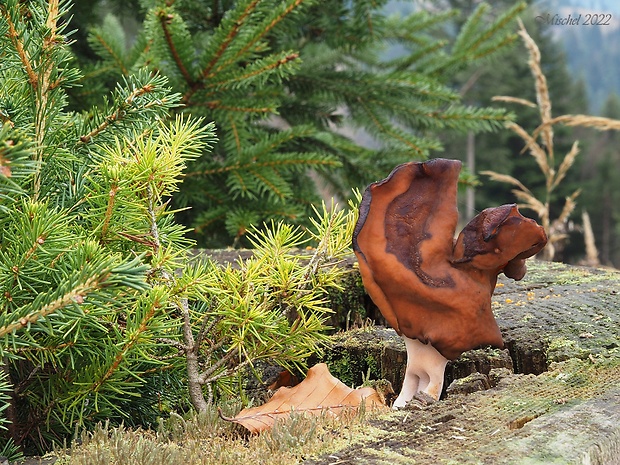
<box><xmin>68</xmin><ymin>0</ymin><xmax>620</xmax><ymax>267</ymax></box>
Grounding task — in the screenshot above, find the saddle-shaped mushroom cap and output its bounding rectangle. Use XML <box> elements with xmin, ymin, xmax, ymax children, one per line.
<box><xmin>353</xmin><ymin>159</ymin><xmax>547</xmax><ymax>361</ymax></box>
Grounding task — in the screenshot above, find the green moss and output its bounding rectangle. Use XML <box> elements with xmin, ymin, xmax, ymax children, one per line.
<box><xmin>326</xmin><ymin>268</ymin><xmax>368</xmax><ymax>331</ymax></box>
<box><xmin>322</xmin><ymin>348</ymin><xmax>382</xmax><ymax>387</ymax></box>
<box><xmin>525</xmin><ymin>260</ymin><xmax>620</xmax><ymax>286</ymax></box>
<box><xmin>546</xmin><ymin>337</ymin><xmax>588</xmax><ymax>363</ymax></box>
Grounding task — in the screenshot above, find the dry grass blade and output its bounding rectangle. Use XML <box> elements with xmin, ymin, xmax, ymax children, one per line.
<box><xmin>506</xmin><ymin>122</ymin><xmax>550</xmax><ymax>177</ymax></box>
<box><xmin>518</xmin><ymin>19</ymin><xmax>553</xmax><ymax>158</ymax></box>
<box><xmin>552</xmin><ymin>141</ymin><xmax>579</xmax><ymax>190</ymax></box>
<box><xmin>533</xmin><ymin>115</ymin><xmax>620</xmax><ymax>138</ymax></box>
<box><xmin>548</xmin><ymin>232</ymin><xmax>568</xmax><ymax>245</ymax></box>
<box><xmin>491</xmin><ymin>95</ymin><xmax>537</xmax><ymax>108</ymax></box>
<box><xmin>511</xmin><ymin>189</ymin><xmax>547</xmax><ymax>219</ymax></box>
<box><xmin>581</xmin><ymin>210</ymin><xmax>600</xmax><ymax>266</ymax></box>
<box><xmin>480</xmin><ymin>171</ymin><xmax>532</xmax><ymax>194</ymax></box>
<box><xmin>555</xmin><ymin>189</ymin><xmax>581</xmax><ymax>226</ymax></box>
<box><xmin>476</xmin><ymin>22</ymin><xmax>619</xmax><ymax>261</ymax></box>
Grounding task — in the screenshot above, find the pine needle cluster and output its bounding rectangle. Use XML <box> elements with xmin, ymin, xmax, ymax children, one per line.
<box><xmin>71</xmin><ymin>0</ymin><xmax>527</xmax><ymax>245</ymax></box>
<box><xmin>1</xmin><ymin>0</ymin><xmax>355</xmax><ymax>455</ymax></box>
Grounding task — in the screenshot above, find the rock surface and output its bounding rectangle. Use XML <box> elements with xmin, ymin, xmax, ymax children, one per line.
<box><xmin>301</xmin><ymin>260</ymin><xmax>620</xmax><ymax>464</ymax></box>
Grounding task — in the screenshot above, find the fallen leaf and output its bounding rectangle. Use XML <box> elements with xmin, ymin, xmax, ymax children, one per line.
<box><xmin>267</xmin><ymin>370</ymin><xmax>299</xmax><ymax>391</ymax></box>
<box><xmin>222</xmin><ymin>363</ymin><xmax>386</xmax><ymax>433</ymax></box>
<box><xmin>0</xmin><ymin>161</ymin><xmax>10</xmax><ymax>178</ymax></box>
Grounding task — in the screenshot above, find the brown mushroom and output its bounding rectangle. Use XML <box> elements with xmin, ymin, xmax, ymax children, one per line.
<box><xmin>352</xmin><ymin>159</ymin><xmax>547</xmax><ymax>408</ymax></box>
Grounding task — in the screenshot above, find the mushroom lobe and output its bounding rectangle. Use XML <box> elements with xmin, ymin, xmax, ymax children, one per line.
<box><xmin>352</xmin><ymin>159</ymin><xmax>547</xmax><ymax>360</ymax></box>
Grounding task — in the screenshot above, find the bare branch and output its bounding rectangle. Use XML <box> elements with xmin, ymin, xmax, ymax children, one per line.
<box><xmin>156</xmin><ymin>337</ymin><xmax>188</xmax><ymax>352</ymax></box>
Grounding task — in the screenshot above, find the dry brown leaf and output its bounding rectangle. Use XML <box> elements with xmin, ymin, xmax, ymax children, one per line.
<box><xmin>267</xmin><ymin>370</ymin><xmax>299</xmax><ymax>391</ymax></box>
<box><xmin>222</xmin><ymin>363</ymin><xmax>386</xmax><ymax>433</ymax></box>
<box><xmin>0</xmin><ymin>154</ymin><xmax>11</xmax><ymax>178</ymax></box>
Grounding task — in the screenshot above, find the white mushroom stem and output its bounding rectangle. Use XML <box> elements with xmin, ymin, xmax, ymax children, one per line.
<box><xmin>392</xmin><ymin>336</ymin><xmax>448</xmax><ymax>409</ymax></box>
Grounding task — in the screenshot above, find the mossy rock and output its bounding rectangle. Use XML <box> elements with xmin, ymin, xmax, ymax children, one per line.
<box><xmin>313</xmin><ymin>326</ymin><xmax>405</xmax><ymax>389</ymax></box>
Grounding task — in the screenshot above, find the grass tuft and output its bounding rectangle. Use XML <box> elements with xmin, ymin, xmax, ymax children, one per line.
<box><xmin>51</xmin><ymin>402</ymin><xmax>374</xmax><ymax>465</ymax></box>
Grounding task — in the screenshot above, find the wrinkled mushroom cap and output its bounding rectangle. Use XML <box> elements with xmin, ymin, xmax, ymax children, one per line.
<box><xmin>353</xmin><ymin>159</ymin><xmax>547</xmax><ymax>360</ymax></box>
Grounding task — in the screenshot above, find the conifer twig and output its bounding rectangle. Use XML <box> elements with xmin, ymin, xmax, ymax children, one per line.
<box><xmin>196</xmin><ymin>101</ymin><xmax>274</xmax><ymax>113</ymax></box>
<box><xmin>100</xmin><ymin>183</ymin><xmax>118</xmax><ymax>241</ymax></box>
<box><xmin>195</xmin><ymin>303</ymin><xmax>221</xmax><ymax>349</ymax></box>
<box><xmin>2</xmin><ymin>9</ymin><xmax>37</xmax><ymax>89</ymax></box>
<box><xmin>0</xmin><ymin>278</ymin><xmax>99</xmax><ymax>337</ymax></box>
<box><xmin>201</xmin><ymin>0</ymin><xmax>260</xmax><ymax>79</ymax></box>
<box><xmin>185</xmin><ymin>158</ymin><xmax>339</xmax><ymax>177</ymax></box>
<box><xmin>77</xmin><ymin>83</ymin><xmax>157</xmax><ymax>144</ymax></box>
<box><xmin>228</xmin><ymin>0</ymin><xmax>305</xmax><ymax>69</ymax></box>
<box><xmin>157</xmin><ymin>9</ymin><xmax>195</xmax><ymax>86</ymax></box>
<box><xmin>183</xmin><ymin>0</ymin><xmax>261</xmax><ymax>103</ymax></box>
<box><xmin>90</xmin><ymin>298</ymin><xmax>160</xmax><ymax>392</ymax></box>
<box><xmin>357</xmin><ymin>99</ymin><xmax>424</xmax><ymax>156</ymax></box>
<box><xmin>209</xmin><ymin>52</ymin><xmax>299</xmax><ymax>88</ymax></box>
<box><xmin>32</xmin><ymin>0</ymin><xmax>61</xmax><ymax>197</ymax></box>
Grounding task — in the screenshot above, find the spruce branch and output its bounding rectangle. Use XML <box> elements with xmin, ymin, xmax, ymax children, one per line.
<box><xmin>78</xmin><ymin>82</ymin><xmax>159</xmax><ymax>145</ymax></box>
<box><xmin>186</xmin><ymin>157</ymin><xmax>339</xmax><ymax>177</ymax></box>
<box><xmin>184</xmin><ymin>0</ymin><xmax>262</xmax><ymax>103</ymax></box>
<box><xmin>2</xmin><ymin>7</ymin><xmax>37</xmax><ymax>89</ymax></box>
<box><xmin>0</xmin><ymin>277</ymin><xmax>100</xmax><ymax>337</ymax></box>
<box><xmin>156</xmin><ymin>337</ymin><xmax>187</xmax><ymax>352</ymax></box>
<box><xmin>357</xmin><ymin>99</ymin><xmax>424</xmax><ymax>156</ymax></box>
<box><xmin>157</xmin><ymin>9</ymin><xmax>195</xmax><ymax>87</ymax></box>
<box><xmin>33</xmin><ymin>0</ymin><xmax>63</xmax><ymax>197</ymax></box>
<box><xmin>196</xmin><ymin>101</ymin><xmax>275</xmax><ymax>113</ymax></box>
<box><xmin>199</xmin><ymin>349</ymin><xmax>240</xmax><ymax>384</ymax></box>
<box><xmin>201</xmin><ymin>358</ymin><xmax>252</xmax><ymax>387</ymax></box>
<box><xmin>90</xmin><ymin>30</ymin><xmax>129</xmax><ymax>75</ymax></box>
<box><xmin>185</xmin><ymin>0</ymin><xmax>305</xmax><ymax>105</ymax></box>
<box><xmin>231</xmin><ymin>0</ymin><xmax>305</xmax><ymax>66</ymax></box>
<box><xmin>208</xmin><ymin>52</ymin><xmax>300</xmax><ymax>90</ymax></box>
<box><xmin>89</xmin><ymin>293</ymin><xmax>163</xmax><ymax>393</ymax></box>
<box><xmin>179</xmin><ymin>297</ymin><xmax>209</xmax><ymax>412</ymax></box>
<box><xmin>195</xmin><ymin>311</ymin><xmax>221</xmax><ymax>351</ymax></box>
